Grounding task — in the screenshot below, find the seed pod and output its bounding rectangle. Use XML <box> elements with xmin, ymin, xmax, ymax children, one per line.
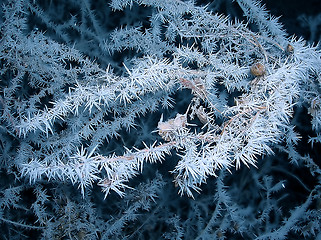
<box><xmin>195</xmin><ymin>106</ymin><xmax>208</xmax><ymax>124</ymax></box>
<box><xmin>157</xmin><ymin>114</ymin><xmax>187</xmax><ymax>141</ymax></box>
<box><xmin>286</xmin><ymin>44</ymin><xmax>294</xmax><ymax>53</ymax></box>
<box><xmin>250</xmin><ymin>62</ymin><xmax>265</xmax><ymax>77</ymax></box>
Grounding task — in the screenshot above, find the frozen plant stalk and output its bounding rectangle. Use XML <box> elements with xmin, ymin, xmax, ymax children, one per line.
<box><xmin>0</xmin><ymin>0</ymin><xmax>320</xmax><ymax>199</ymax></box>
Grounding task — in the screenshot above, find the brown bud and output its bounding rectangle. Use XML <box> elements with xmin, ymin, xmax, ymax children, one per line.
<box><xmin>286</xmin><ymin>44</ymin><xmax>294</xmax><ymax>53</ymax></box>
<box><xmin>250</xmin><ymin>63</ymin><xmax>265</xmax><ymax>77</ymax></box>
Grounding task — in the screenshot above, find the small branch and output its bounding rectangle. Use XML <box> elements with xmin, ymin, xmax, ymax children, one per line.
<box><xmin>0</xmin><ymin>217</ymin><xmax>45</xmax><ymax>230</ymax></box>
